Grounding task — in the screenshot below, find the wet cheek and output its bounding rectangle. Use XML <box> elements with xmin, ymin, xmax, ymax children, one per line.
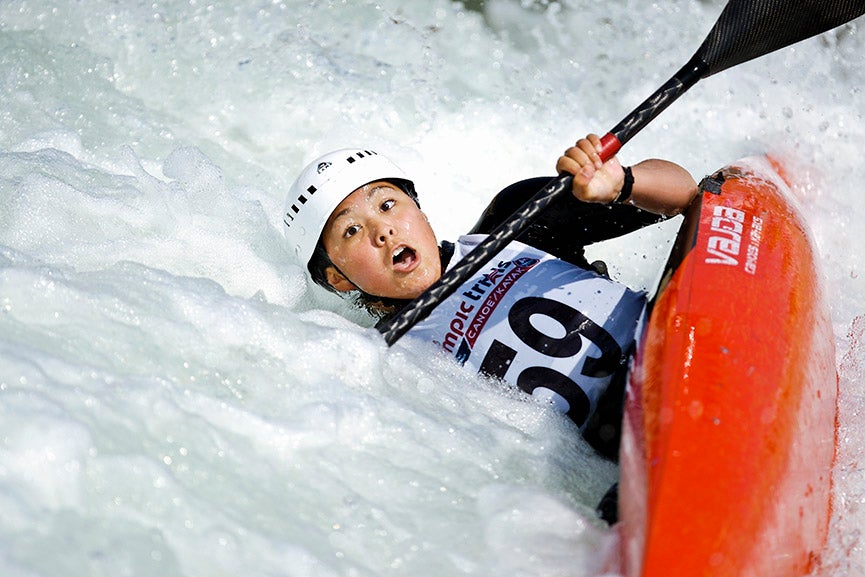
<box><xmin>331</xmin><ymin>248</ymin><xmax>373</xmax><ymax>277</ymax></box>
<box><xmin>326</xmin><ymin>246</ymin><xmax>351</xmax><ymax>268</ymax></box>
<box><xmin>330</xmin><ymin>256</ymin><xmax>359</xmax><ymax>278</ymax></box>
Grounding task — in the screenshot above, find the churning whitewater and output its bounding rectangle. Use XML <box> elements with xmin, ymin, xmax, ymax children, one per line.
<box><xmin>0</xmin><ymin>1</ymin><xmax>863</xmax><ymax>576</ymax></box>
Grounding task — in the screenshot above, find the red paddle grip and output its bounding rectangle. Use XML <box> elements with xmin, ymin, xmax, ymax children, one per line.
<box><xmin>598</xmin><ymin>132</ymin><xmax>622</xmax><ymax>162</ymax></box>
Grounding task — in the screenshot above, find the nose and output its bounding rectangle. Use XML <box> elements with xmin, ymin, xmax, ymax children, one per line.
<box><xmin>373</xmin><ymin>222</ymin><xmax>395</xmax><ymax>246</ymax></box>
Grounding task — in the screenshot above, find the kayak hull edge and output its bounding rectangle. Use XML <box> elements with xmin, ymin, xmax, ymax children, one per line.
<box><xmin>619</xmin><ymin>156</ymin><xmax>838</xmax><ymax>577</ymax></box>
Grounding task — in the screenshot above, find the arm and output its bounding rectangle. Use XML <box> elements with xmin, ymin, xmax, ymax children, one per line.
<box><xmin>469</xmin><ymin>177</ymin><xmax>669</xmax><ymax>267</ymax></box>
<box><xmin>556</xmin><ymin>134</ymin><xmax>698</xmax><ymax>216</ymax></box>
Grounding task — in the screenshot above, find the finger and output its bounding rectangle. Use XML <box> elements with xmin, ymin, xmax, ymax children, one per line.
<box><xmin>576</xmin><ymin>138</ymin><xmax>603</xmax><ymax>169</ymax></box>
<box><xmin>557</xmin><ymin>149</ymin><xmax>595</xmax><ymax>181</ymax></box>
<box><xmin>565</xmin><ymin>144</ymin><xmax>592</xmax><ymax>167</ymax></box>
<box><xmin>556</xmin><ymin>155</ymin><xmax>580</xmax><ymax>176</ymax></box>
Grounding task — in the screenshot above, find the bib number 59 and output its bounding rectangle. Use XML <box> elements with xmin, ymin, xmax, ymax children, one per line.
<box><xmin>477</xmin><ymin>296</ymin><xmax>622</xmax><ymax>427</ymax></box>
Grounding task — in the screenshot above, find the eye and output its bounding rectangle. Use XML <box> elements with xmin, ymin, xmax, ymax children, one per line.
<box><xmin>343</xmin><ymin>224</ymin><xmax>361</xmax><ymax>239</ymax></box>
<box><xmin>381</xmin><ymin>199</ymin><xmax>396</xmax><ymax>211</ymax></box>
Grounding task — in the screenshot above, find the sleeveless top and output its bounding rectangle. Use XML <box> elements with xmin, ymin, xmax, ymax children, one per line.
<box><xmin>404</xmin><ymin>234</ymin><xmax>647</xmax><ymax>430</ymax></box>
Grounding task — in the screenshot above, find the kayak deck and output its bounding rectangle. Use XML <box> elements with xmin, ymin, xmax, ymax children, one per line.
<box><xmin>619</xmin><ymin>156</ymin><xmax>838</xmax><ymax>576</ymax></box>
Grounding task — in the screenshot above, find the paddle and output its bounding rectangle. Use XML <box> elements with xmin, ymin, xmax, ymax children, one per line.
<box><xmin>377</xmin><ymin>0</ymin><xmax>865</xmax><ymax>346</ymax></box>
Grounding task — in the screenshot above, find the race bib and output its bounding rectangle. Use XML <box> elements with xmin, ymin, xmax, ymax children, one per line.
<box><xmin>406</xmin><ymin>235</ymin><xmax>646</xmax><ymax>429</ymax></box>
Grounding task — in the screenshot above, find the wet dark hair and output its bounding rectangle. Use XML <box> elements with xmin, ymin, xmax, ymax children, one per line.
<box><xmin>306</xmin><ymin>179</ymin><xmax>422</xmax><ymax>318</ymax></box>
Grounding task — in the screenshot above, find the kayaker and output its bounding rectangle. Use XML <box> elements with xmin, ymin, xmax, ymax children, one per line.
<box><xmin>283</xmin><ymin>134</ymin><xmax>698</xmax><ymax>463</ymax></box>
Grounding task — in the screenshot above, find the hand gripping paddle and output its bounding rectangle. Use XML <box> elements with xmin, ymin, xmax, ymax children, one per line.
<box><xmin>378</xmin><ymin>0</ymin><xmax>865</xmax><ymax>346</ymax></box>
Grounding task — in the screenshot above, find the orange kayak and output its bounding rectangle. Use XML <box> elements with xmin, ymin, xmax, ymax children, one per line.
<box><xmin>618</xmin><ymin>156</ymin><xmax>838</xmax><ymax>576</ymax></box>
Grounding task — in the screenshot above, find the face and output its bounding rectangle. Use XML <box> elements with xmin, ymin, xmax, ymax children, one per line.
<box><xmin>322</xmin><ymin>181</ymin><xmax>441</xmax><ymax>300</ymax></box>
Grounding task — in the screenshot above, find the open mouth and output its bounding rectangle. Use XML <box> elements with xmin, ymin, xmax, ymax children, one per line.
<box><xmin>392</xmin><ymin>246</ymin><xmax>418</xmax><ymax>270</ymax></box>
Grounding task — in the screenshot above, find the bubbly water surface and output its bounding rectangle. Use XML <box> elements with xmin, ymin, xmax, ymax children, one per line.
<box><xmin>1</xmin><ymin>1</ymin><xmax>863</xmax><ymax>575</ymax></box>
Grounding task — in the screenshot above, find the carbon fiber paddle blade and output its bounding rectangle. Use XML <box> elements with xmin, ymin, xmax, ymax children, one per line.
<box><xmin>700</xmin><ymin>0</ymin><xmax>865</xmax><ymax>76</ymax></box>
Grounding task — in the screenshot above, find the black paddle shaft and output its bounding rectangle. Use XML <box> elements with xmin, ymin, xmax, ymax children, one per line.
<box><xmin>598</xmin><ymin>0</ymin><xmax>865</xmax><ymax>158</ymax></box>
<box><xmin>378</xmin><ymin>0</ymin><xmax>865</xmax><ymax>346</ymax></box>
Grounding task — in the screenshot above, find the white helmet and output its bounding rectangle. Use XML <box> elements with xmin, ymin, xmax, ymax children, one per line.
<box><xmin>283</xmin><ymin>148</ymin><xmax>414</xmax><ymax>267</ymax></box>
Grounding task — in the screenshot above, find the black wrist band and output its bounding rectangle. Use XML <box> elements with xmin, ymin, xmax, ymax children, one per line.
<box><xmin>612</xmin><ymin>166</ymin><xmax>634</xmax><ymax>204</ymax></box>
